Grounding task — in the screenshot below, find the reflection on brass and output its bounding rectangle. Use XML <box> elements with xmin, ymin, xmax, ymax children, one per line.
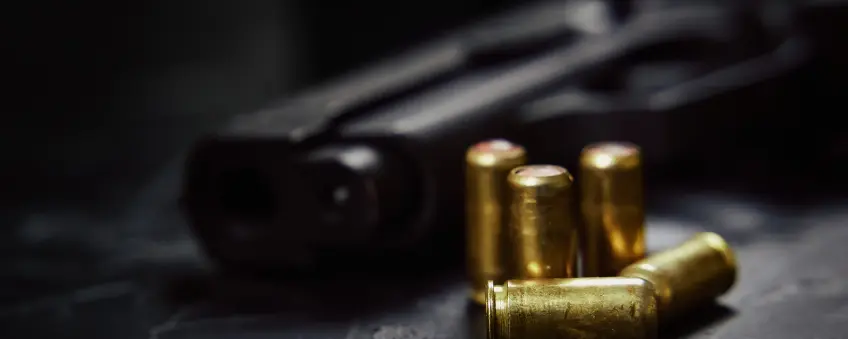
<box><xmin>487</xmin><ymin>278</ymin><xmax>658</xmax><ymax>339</ymax></box>
<box><xmin>508</xmin><ymin>165</ymin><xmax>578</xmax><ymax>279</ymax></box>
<box><xmin>621</xmin><ymin>232</ymin><xmax>737</xmax><ymax>316</ymax></box>
<box><xmin>579</xmin><ymin>142</ymin><xmax>646</xmax><ymax>277</ymax></box>
<box><xmin>466</xmin><ymin>139</ymin><xmax>528</xmax><ymax>305</ymax></box>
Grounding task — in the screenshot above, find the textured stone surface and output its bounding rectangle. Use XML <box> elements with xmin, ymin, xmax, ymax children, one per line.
<box><xmin>3</xmin><ymin>166</ymin><xmax>848</xmax><ymax>339</ymax></box>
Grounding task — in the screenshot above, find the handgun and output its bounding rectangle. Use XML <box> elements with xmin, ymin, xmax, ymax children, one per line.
<box><xmin>182</xmin><ymin>0</ymin><xmax>837</xmax><ymax>273</ymax></box>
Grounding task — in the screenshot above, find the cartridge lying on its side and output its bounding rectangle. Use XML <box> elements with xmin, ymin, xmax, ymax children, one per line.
<box><xmin>466</xmin><ymin>139</ymin><xmax>527</xmax><ymax>305</ymax></box>
<box><xmin>487</xmin><ymin>278</ymin><xmax>658</xmax><ymax>339</ymax></box>
<box><xmin>621</xmin><ymin>232</ymin><xmax>737</xmax><ymax>316</ymax></box>
<box><xmin>579</xmin><ymin>142</ymin><xmax>646</xmax><ymax>277</ymax></box>
<box><xmin>507</xmin><ymin>165</ymin><xmax>578</xmax><ymax>279</ymax></box>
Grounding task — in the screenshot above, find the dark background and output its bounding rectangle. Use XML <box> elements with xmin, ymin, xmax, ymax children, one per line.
<box><xmin>4</xmin><ymin>1</ymin><xmax>848</xmax><ymax>338</ymax></box>
<box><xmin>3</xmin><ymin>1</ymin><xmax>515</xmax><ymax>337</ymax></box>
<box><xmin>4</xmin><ymin>0</ymin><xmax>515</xmax><ymax>206</ymax></box>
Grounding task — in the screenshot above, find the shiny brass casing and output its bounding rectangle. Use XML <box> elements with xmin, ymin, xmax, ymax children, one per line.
<box><xmin>466</xmin><ymin>139</ymin><xmax>528</xmax><ymax>305</ymax></box>
<box><xmin>507</xmin><ymin>165</ymin><xmax>578</xmax><ymax>279</ymax></box>
<box><xmin>621</xmin><ymin>232</ymin><xmax>737</xmax><ymax>316</ymax></box>
<box><xmin>579</xmin><ymin>142</ymin><xmax>646</xmax><ymax>277</ymax></box>
<box><xmin>487</xmin><ymin>278</ymin><xmax>658</xmax><ymax>339</ymax></box>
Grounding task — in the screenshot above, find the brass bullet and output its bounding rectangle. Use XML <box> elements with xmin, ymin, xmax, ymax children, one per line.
<box><xmin>466</xmin><ymin>139</ymin><xmax>527</xmax><ymax>305</ymax></box>
<box><xmin>507</xmin><ymin>165</ymin><xmax>578</xmax><ymax>279</ymax></box>
<box><xmin>487</xmin><ymin>278</ymin><xmax>658</xmax><ymax>339</ymax></box>
<box><xmin>579</xmin><ymin>142</ymin><xmax>646</xmax><ymax>277</ymax></box>
<box><xmin>621</xmin><ymin>232</ymin><xmax>737</xmax><ymax>316</ymax></box>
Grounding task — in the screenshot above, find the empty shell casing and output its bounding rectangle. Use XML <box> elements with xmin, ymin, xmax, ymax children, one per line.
<box><xmin>487</xmin><ymin>278</ymin><xmax>658</xmax><ymax>339</ymax></box>
<box><xmin>579</xmin><ymin>142</ymin><xmax>646</xmax><ymax>277</ymax></box>
<box><xmin>466</xmin><ymin>139</ymin><xmax>528</xmax><ymax>305</ymax></box>
<box><xmin>620</xmin><ymin>232</ymin><xmax>737</xmax><ymax>316</ymax></box>
<box><xmin>508</xmin><ymin>165</ymin><xmax>578</xmax><ymax>279</ymax></box>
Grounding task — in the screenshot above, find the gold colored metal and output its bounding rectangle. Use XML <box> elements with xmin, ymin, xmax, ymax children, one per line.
<box><xmin>487</xmin><ymin>278</ymin><xmax>658</xmax><ymax>339</ymax></box>
<box><xmin>620</xmin><ymin>232</ymin><xmax>737</xmax><ymax>316</ymax></box>
<box><xmin>466</xmin><ymin>139</ymin><xmax>528</xmax><ymax>305</ymax></box>
<box><xmin>579</xmin><ymin>142</ymin><xmax>646</xmax><ymax>277</ymax></box>
<box><xmin>507</xmin><ymin>165</ymin><xmax>578</xmax><ymax>279</ymax></box>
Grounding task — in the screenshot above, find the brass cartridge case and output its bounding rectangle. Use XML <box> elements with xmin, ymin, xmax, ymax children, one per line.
<box><xmin>466</xmin><ymin>139</ymin><xmax>528</xmax><ymax>305</ymax></box>
<box><xmin>487</xmin><ymin>278</ymin><xmax>658</xmax><ymax>339</ymax></box>
<box><xmin>621</xmin><ymin>232</ymin><xmax>737</xmax><ymax>316</ymax></box>
<box><xmin>579</xmin><ymin>142</ymin><xmax>646</xmax><ymax>277</ymax></box>
<box><xmin>507</xmin><ymin>165</ymin><xmax>578</xmax><ymax>279</ymax></box>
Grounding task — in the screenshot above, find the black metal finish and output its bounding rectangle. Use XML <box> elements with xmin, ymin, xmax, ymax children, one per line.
<box><xmin>183</xmin><ymin>0</ymin><xmax>848</xmax><ymax>272</ymax></box>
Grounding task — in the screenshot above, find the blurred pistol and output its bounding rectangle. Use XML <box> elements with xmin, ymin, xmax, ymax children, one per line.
<box><xmin>182</xmin><ymin>1</ymin><xmax>811</xmax><ymax>272</ymax></box>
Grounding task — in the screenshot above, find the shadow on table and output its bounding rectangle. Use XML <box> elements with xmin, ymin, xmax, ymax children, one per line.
<box><xmin>464</xmin><ymin>301</ymin><xmax>487</xmax><ymax>339</ymax></box>
<box><xmin>661</xmin><ymin>302</ymin><xmax>736</xmax><ymax>339</ymax></box>
<box><xmin>164</xmin><ymin>258</ymin><xmax>466</xmax><ymax>322</ymax></box>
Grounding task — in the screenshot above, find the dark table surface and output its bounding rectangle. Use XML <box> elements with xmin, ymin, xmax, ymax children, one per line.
<box><xmin>3</xmin><ymin>147</ymin><xmax>848</xmax><ymax>339</ymax></box>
